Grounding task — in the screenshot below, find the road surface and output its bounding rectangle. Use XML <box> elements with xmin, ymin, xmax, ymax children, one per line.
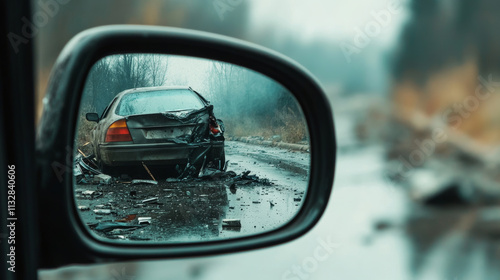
<box><xmin>74</xmin><ymin>140</ymin><xmax>310</xmax><ymax>243</ymax></box>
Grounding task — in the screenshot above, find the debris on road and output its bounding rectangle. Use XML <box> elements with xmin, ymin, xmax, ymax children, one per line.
<box><xmin>78</xmin><ymin>205</ymin><xmax>90</xmax><ymax>211</ymax></box>
<box><xmin>199</xmin><ymin>168</ymin><xmax>225</xmax><ymax>179</ymax></box>
<box><xmin>94</xmin><ymin>204</ymin><xmax>112</xmax><ymax>209</ymax></box>
<box><xmin>138</xmin><ymin>217</ymin><xmax>152</xmax><ymax>225</ymax></box>
<box><xmin>142</xmin><ymin>197</ymin><xmax>159</xmax><ymax>204</ymax></box>
<box><xmin>82</xmin><ymin>190</ymin><xmax>96</xmax><ymax>196</ymax></box>
<box><xmin>93</xmin><ymin>209</ymin><xmax>114</xmax><ymax>215</ymax></box>
<box><xmin>93</xmin><ymin>174</ymin><xmax>112</xmax><ymax>185</ymax></box>
<box><xmin>93</xmin><ymin>222</ymin><xmax>145</xmax><ymax>233</ymax></box>
<box><xmin>131</xmin><ymin>179</ymin><xmax>158</xmax><ymax>185</ymax></box>
<box><xmin>142</xmin><ymin>161</ymin><xmax>157</xmax><ymax>181</ymax></box>
<box><xmin>222</xmin><ymin>219</ymin><xmax>241</xmax><ymax>228</ymax></box>
<box><xmin>229</xmin><ymin>183</ymin><xmax>237</xmax><ymax>194</ymax></box>
<box><xmin>81</xmin><ymin>190</ymin><xmax>103</xmax><ymax>199</ymax></box>
<box><xmin>74</xmin><ymin>140</ymin><xmax>307</xmax><ymax>242</ymax></box>
<box><xmin>115</xmin><ymin>214</ymin><xmax>137</xmax><ymax>223</ymax></box>
<box><xmin>74</xmin><ymin>153</ymin><xmax>101</xmax><ymax>177</ymax></box>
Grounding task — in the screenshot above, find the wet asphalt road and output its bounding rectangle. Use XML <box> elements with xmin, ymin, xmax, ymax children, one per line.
<box><xmin>75</xmin><ymin>140</ymin><xmax>310</xmax><ymax>242</ymax></box>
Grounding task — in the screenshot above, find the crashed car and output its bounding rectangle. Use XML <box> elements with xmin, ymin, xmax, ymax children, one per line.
<box><xmin>85</xmin><ymin>86</ymin><xmax>225</xmax><ymax>175</ymax></box>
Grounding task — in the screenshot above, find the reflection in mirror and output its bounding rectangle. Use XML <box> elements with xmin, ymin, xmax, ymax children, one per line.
<box><xmin>74</xmin><ymin>54</ymin><xmax>310</xmax><ymax>243</ymax></box>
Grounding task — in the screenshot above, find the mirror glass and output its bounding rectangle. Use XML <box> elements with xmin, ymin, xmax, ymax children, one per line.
<box><xmin>73</xmin><ymin>54</ymin><xmax>310</xmax><ymax>243</ymax></box>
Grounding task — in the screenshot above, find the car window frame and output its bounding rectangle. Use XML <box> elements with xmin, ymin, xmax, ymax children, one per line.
<box><xmin>114</xmin><ymin>88</ymin><xmax>206</xmax><ymax>116</ymax></box>
<box><xmin>100</xmin><ymin>96</ymin><xmax>118</xmax><ymax>119</ymax></box>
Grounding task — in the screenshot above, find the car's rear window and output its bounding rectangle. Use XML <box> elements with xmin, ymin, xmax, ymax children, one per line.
<box><xmin>116</xmin><ymin>89</ymin><xmax>205</xmax><ymax>116</ymax></box>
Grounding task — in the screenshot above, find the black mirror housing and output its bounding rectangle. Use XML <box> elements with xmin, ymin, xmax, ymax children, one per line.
<box><xmin>85</xmin><ymin>113</ymin><xmax>99</xmax><ymax>122</ymax></box>
<box><xmin>36</xmin><ymin>25</ymin><xmax>336</xmax><ymax>268</ymax></box>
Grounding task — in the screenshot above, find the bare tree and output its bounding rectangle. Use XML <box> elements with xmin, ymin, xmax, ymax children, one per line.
<box><xmin>82</xmin><ymin>54</ymin><xmax>169</xmax><ymax>115</ymax></box>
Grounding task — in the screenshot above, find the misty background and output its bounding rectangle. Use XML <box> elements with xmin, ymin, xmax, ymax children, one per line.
<box><xmin>80</xmin><ymin>54</ymin><xmax>306</xmax><ymax>144</ymax></box>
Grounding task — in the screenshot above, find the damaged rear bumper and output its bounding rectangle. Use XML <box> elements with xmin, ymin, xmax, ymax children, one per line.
<box><xmin>98</xmin><ymin>141</ymin><xmax>224</xmax><ymax>167</ymax></box>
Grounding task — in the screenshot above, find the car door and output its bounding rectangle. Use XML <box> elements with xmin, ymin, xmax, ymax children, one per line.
<box><xmin>1</xmin><ymin>1</ymin><xmax>39</xmax><ymax>280</ymax></box>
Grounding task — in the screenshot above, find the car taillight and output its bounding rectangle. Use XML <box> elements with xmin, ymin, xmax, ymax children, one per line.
<box><xmin>105</xmin><ymin>119</ymin><xmax>132</xmax><ymax>142</ymax></box>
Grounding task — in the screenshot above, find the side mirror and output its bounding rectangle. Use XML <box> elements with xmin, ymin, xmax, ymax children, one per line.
<box><xmin>85</xmin><ymin>113</ymin><xmax>99</xmax><ymax>122</ymax></box>
<box><xmin>36</xmin><ymin>25</ymin><xmax>336</xmax><ymax>268</ymax></box>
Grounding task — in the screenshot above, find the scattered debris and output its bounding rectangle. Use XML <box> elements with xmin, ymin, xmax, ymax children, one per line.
<box><xmin>82</xmin><ymin>190</ymin><xmax>96</xmax><ymax>196</ymax></box>
<box><xmin>115</xmin><ymin>214</ymin><xmax>137</xmax><ymax>223</ymax></box>
<box><xmin>222</xmin><ymin>219</ymin><xmax>241</xmax><ymax>228</ymax></box>
<box><xmin>74</xmin><ymin>153</ymin><xmax>101</xmax><ymax>177</ymax></box>
<box><xmin>78</xmin><ymin>205</ymin><xmax>90</xmax><ymax>211</ymax></box>
<box><xmin>199</xmin><ymin>168</ymin><xmax>225</xmax><ymax>180</ymax></box>
<box><xmin>294</xmin><ymin>198</ymin><xmax>302</xmax><ymax>202</ymax></box>
<box><xmin>178</xmin><ymin>146</ymin><xmax>212</xmax><ymax>179</ymax></box>
<box><xmin>81</xmin><ymin>190</ymin><xmax>103</xmax><ymax>199</ymax></box>
<box><xmin>131</xmin><ymin>179</ymin><xmax>158</xmax><ymax>185</ymax></box>
<box><xmin>95</xmin><ymin>204</ymin><xmax>112</xmax><ymax>209</ymax></box>
<box><xmin>141</xmin><ymin>162</ymin><xmax>157</xmax><ymax>182</ymax></box>
<box><xmin>94</xmin><ymin>222</ymin><xmax>145</xmax><ymax>233</ymax></box>
<box><xmin>142</xmin><ymin>197</ymin><xmax>159</xmax><ymax>204</ymax></box>
<box><xmin>228</xmin><ymin>171</ymin><xmax>273</xmax><ymax>187</ymax></box>
<box><xmin>229</xmin><ymin>183</ymin><xmax>237</xmax><ymax>194</ymax></box>
<box><xmin>93</xmin><ymin>174</ymin><xmax>112</xmax><ymax>185</ymax></box>
<box><xmin>138</xmin><ymin>217</ymin><xmax>152</xmax><ymax>225</ymax></box>
<box><xmin>93</xmin><ymin>209</ymin><xmax>114</xmax><ymax>215</ymax></box>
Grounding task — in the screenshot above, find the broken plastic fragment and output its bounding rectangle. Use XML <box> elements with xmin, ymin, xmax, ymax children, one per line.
<box><xmin>93</xmin><ymin>174</ymin><xmax>112</xmax><ymax>184</ymax></box>
<box><xmin>94</xmin><ymin>222</ymin><xmax>144</xmax><ymax>232</ymax></box>
<box><xmin>142</xmin><ymin>197</ymin><xmax>159</xmax><ymax>204</ymax></box>
<box><xmin>78</xmin><ymin>205</ymin><xmax>90</xmax><ymax>211</ymax></box>
<box><xmin>222</xmin><ymin>219</ymin><xmax>241</xmax><ymax>228</ymax></box>
<box><xmin>115</xmin><ymin>214</ymin><xmax>137</xmax><ymax>223</ymax></box>
<box><xmin>131</xmin><ymin>179</ymin><xmax>158</xmax><ymax>185</ymax></box>
<box><xmin>138</xmin><ymin>217</ymin><xmax>152</xmax><ymax>225</ymax></box>
<box><xmin>93</xmin><ymin>209</ymin><xmax>114</xmax><ymax>215</ymax></box>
